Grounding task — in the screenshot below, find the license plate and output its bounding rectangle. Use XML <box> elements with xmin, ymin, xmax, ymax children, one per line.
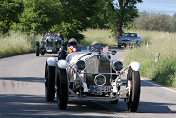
<box><xmin>89</xmin><ymin>86</ymin><xmax>111</xmax><ymax>92</ymax></box>
<box><xmin>47</xmin><ymin>50</ymin><xmax>52</xmax><ymax>52</ymax></box>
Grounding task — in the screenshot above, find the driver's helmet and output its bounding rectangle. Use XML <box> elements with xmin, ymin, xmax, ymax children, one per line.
<box><xmin>68</xmin><ymin>38</ymin><xmax>77</xmax><ymax>45</ymax></box>
<box><xmin>91</xmin><ymin>40</ymin><xmax>101</xmax><ymax>52</ymax></box>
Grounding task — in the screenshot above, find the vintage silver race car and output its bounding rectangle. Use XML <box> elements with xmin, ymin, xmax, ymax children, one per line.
<box><xmin>35</xmin><ymin>33</ymin><xmax>63</xmax><ymax>56</ymax></box>
<box><xmin>44</xmin><ymin>45</ymin><xmax>142</xmax><ymax>112</ymax></box>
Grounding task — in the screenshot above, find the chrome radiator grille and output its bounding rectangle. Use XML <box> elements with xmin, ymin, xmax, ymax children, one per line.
<box><xmin>85</xmin><ymin>55</ymin><xmax>111</xmax><ymax>86</ymax></box>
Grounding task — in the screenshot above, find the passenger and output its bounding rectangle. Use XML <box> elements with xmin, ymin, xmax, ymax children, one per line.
<box><xmin>57</xmin><ymin>32</ymin><xmax>64</xmax><ymax>40</ymax></box>
<box><xmin>47</xmin><ymin>31</ymin><xmax>51</xmax><ymax>36</ymax></box>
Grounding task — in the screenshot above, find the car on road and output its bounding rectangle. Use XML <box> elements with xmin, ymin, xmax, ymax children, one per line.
<box><xmin>35</xmin><ymin>32</ymin><xmax>63</xmax><ymax>56</ymax></box>
<box><xmin>118</xmin><ymin>33</ymin><xmax>143</xmax><ymax>47</ymax></box>
<box><xmin>44</xmin><ymin>44</ymin><xmax>142</xmax><ymax>112</ymax></box>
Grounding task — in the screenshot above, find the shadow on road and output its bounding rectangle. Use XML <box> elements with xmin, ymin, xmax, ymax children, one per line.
<box><xmin>0</xmin><ymin>77</ymin><xmax>44</xmax><ymax>83</ymax></box>
<box><xmin>0</xmin><ymin>94</ymin><xmax>117</xmax><ymax>118</ymax></box>
<box><xmin>138</xmin><ymin>101</ymin><xmax>176</xmax><ymax>113</ymax></box>
<box><xmin>0</xmin><ymin>93</ymin><xmax>175</xmax><ymax>118</ymax></box>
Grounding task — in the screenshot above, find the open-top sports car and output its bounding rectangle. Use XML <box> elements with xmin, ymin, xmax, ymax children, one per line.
<box><xmin>45</xmin><ymin>44</ymin><xmax>142</xmax><ymax>112</ymax></box>
<box><xmin>35</xmin><ymin>33</ymin><xmax>63</xmax><ymax>56</ymax></box>
<box><xmin>118</xmin><ymin>33</ymin><xmax>143</xmax><ymax>47</ymax></box>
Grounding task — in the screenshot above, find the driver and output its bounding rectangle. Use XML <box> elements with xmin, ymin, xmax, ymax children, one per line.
<box><xmin>58</xmin><ymin>38</ymin><xmax>77</xmax><ymax>60</ymax></box>
<box><xmin>91</xmin><ymin>40</ymin><xmax>101</xmax><ymax>52</ymax></box>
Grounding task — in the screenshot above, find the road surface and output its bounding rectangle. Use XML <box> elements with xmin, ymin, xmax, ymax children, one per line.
<box><xmin>0</xmin><ymin>50</ymin><xmax>176</xmax><ymax>118</ymax></box>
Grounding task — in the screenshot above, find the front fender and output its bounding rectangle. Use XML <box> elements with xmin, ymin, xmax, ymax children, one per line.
<box><xmin>130</xmin><ymin>62</ymin><xmax>142</xmax><ymax>71</ymax></box>
<box><xmin>57</xmin><ymin>60</ymin><xmax>68</xmax><ymax>69</ymax></box>
<box><xmin>47</xmin><ymin>57</ymin><xmax>56</xmax><ymax>67</ymax></box>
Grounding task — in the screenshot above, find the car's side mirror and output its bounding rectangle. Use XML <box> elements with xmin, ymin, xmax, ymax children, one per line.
<box><xmin>111</xmin><ymin>49</ymin><xmax>117</xmax><ymax>55</ymax></box>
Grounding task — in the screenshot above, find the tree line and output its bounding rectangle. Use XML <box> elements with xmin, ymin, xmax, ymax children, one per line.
<box><xmin>133</xmin><ymin>11</ymin><xmax>176</xmax><ymax>32</ymax></box>
<box><xmin>0</xmin><ymin>0</ymin><xmax>142</xmax><ymax>40</ymax></box>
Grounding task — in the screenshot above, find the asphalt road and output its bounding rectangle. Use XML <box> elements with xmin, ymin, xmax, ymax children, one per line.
<box><xmin>0</xmin><ymin>49</ymin><xmax>176</xmax><ymax>118</ymax></box>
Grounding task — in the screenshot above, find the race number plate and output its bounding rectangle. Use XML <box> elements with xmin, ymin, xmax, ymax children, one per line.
<box><xmin>89</xmin><ymin>86</ymin><xmax>111</xmax><ymax>92</ymax></box>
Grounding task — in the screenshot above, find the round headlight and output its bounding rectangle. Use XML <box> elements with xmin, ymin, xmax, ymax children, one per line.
<box><xmin>113</xmin><ymin>61</ymin><xmax>123</xmax><ymax>71</ymax></box>
<box><xmin>94</xmin><ymin>74</ymin><xmax>106</xmax><ymax>86</ymax></box>
<box><xmin>76</xmin><ymin>60</ymin><xmax>86</xmax><ymax>71</ymax></box>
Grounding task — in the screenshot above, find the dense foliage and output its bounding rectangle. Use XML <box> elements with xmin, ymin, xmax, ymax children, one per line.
<box><xmin>134</xmin><ymin>11</ymin><xmax>176</xmax><ymax>32</ymax></box>
<box><xmin>0</xmin><ymin>0</ymin><xmax>142</xmax><ymax>40</ymax></box>
<box><xmin>0</xmin><ymin>0</ymin><xmax>23</xmax><ymax>34</ymax></box>
<box><xmin>107</xmin><ymin>0</ymin><xmax>142</xmax><ymax>37</ymax></box>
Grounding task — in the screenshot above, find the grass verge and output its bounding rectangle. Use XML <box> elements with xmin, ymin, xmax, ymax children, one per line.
<box><xmin>0</xmin><ymin>31</ymin><xmax>41</xmax><ymax>58</ymax></box>
<box><xmin>124</xmin><ymin>30</ymin><xmax>176</xmax><ymax>87</ymax></box>
<box><xmin>80</xmin><ymin>29</ymin><xmax>117</xmax><ymax>46</ymax></box>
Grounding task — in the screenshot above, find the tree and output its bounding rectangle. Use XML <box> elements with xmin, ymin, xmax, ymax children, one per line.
<box><xmin>0</xmin><ymin>0</ymin><xmax>23</xmax><ymax>34</ymax></box>
<box><xmin>57</xmin><ymin>0</ymin><xmax>100</xmax><ymax>40</ymax></box>
<box><xmin>107</xmin><ymin>0</ymin><xmax>142</xmax><ymax>38</ymax></box>
<box><xmin>135</xmin><ymin>12</ymin><xmax>174</xmax><ymax>32</ymax></box>
<box><xmin>13</xmin><ymin>0</ymin><xmax>62</xmax><ymax>34</ymax></box>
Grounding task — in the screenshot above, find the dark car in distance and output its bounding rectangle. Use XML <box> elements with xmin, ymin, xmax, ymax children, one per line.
<box><xmin>118</xmin><ymin>33</ymin><xmax>143</xmax><ymax>47</ymax></box>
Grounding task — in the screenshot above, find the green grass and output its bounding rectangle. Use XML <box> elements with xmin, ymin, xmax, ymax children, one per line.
<box><xmin>124</xmin><ymin>30</ymin><xmax>176</xmax><ymax>87</ymax></box>
<box><xmin>0</xmin><ymin>31</ymin><xmax>41</xmax><ymax>58</ymax></box>
<box><xmin>80</xmin><ymin>29</ymin><xmax>117</xmax><ymax>46</ymax></box>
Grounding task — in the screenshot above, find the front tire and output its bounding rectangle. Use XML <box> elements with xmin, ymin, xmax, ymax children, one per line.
<box><xmin>45</xmin><ymin>65</ymin><xmax>55</xmax><ymax>102</ymax></box>
<box><xmin>41</xmin><ymin>51</ymin><xmax>45</xmax><ymax>55</ymax></box>
<box><xmin>127</xmin><ymin>67</ymin><xmax>141</xmax><ymax>112</ymax></box>
<box><xmin>56</xmin><ymin>68</ymin><xmax>68</xmax><ymax>110</ymax></box>
<box><xmin>35</xmin><ymin>45</ymin><xmax>40</xmax><ymax>56</ymax></box>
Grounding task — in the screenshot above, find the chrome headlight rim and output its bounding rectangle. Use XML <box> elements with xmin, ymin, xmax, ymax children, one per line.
<box><xmin>112</xmin><ymin>61</ymin><xmax>123</xmax><ymax>72</ymax></box>
<box><xmin>76</xmin><ymin>60</ymin><xmax>86</xmax><ymax>71</ymax></box>
<box><xmin>94</xmin><ymin>74</ymin><xmax>106</xmax><ymax>86</ymax></box>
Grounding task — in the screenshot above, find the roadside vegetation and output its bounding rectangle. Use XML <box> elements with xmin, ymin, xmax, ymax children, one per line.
<box><xmin>80</xmin><ymin>29</ymin><xmax>116</xmax><ymax>46</ymax></box>
<box><xmin>124</xmin><ymin>30</ymin><xmax>176</xmax><ymax>87</ymax></box>
<box><xmin>0</xmin><ymin>32</ymin><xmax>41</xmax><ymax>58</ymax></box>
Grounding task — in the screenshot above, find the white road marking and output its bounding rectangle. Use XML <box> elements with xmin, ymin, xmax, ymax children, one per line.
<box><xmin>142</xmin><ymin>78</ymin><xmax>176</xmax><ymax>93</ymax></box>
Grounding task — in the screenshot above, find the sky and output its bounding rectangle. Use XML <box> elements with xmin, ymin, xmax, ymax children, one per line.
<box><xmin>115</xmin><ymin>0</ymin><xmax>176</xmax><ymax>16</ymax></box>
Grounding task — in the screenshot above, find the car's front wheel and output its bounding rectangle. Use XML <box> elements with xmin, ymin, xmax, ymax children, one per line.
<box><xmin>41</xmin><ymin>51</ymin><xmax>45</xmax><ymax>55</ymax></box>
<box><xmin>56</xmin><ymin>68</ymin><xmax>68</xmax><ymax>110</ymax></box>
<box><xmin>35</xmin><ymin>45</ymin><xmax>40</xmax><ymax>56</ymax></box>
<box><xmin>45</xmin><ymin>65</ymin><xmax>55</xmax><ymax>102</ymax></box>
<box><xmin>127</xmin><ymin>67</ymin><xmax>141</xmax><ymax>112</ymax></box>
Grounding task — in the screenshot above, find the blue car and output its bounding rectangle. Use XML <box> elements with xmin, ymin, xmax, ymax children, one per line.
<box><xmin>118</xmin><ymin>33</ymin><xmax>143</xmax><ymax>47</ymax></box>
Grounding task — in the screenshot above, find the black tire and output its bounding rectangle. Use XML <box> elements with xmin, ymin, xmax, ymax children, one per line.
<box><xmin>41</xmin><ymin>51</ymin><xmax>45</xmax><ymax>55</ymax></box>
<box><xmin>127</xmin><ymin>67</ymin><xmax>141</xmax><ymax>112</ymax></box>
<box><xmin>45</xmin><ymin>65</ymin><xmax>55</xmax><ymax>102</ymax></box>
<box><xmin>35</xmin><ymin>45</ymin><xmax>40</xmax><ymax>56</ymax></box>
<box><xmin>56</xmin><ymin>68</ymin><xmax>68</xmax><ymax>110</ymax></box>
